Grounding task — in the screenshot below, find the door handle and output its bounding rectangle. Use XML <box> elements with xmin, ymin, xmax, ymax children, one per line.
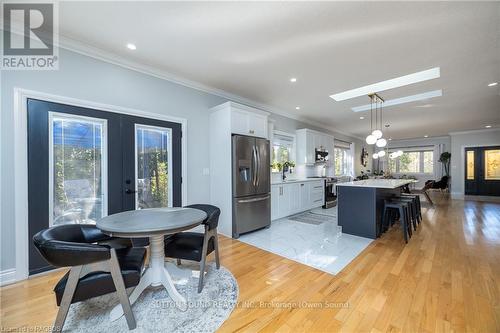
<box><xmin>125</xmin><ymin>189</ymin><xmax>137</xmax><ymax>194</ymax></box>
<box><xmin>238</xmin><ymin>195</ymin><xmax>270</xmax><ymax>203</ymax></box>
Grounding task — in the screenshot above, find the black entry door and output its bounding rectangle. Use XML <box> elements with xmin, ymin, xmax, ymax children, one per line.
<box><xmin>464</xmin><ymin>146</ymin><xmax>500</xmax><ymax>196</ymax></box>
<box><xmin>27</xmin><ymin>99</ymin><xmax>182</xmax><ymax>275</ymax></box>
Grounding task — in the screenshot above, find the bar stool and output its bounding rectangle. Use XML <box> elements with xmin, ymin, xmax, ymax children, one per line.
<box><xmin>402</xmin><ymin>193</ymin><xmax>422</xmax><ymax>222</ymax></box>
<box><xmin>382</xmin><ymin>199</ymin><xmax>412</xmax><ymax>243</ymax></box>
<box><xmin>398</xmin><ymin>197</ymin><xmax>418</xmax><ymax>231</ymax></box>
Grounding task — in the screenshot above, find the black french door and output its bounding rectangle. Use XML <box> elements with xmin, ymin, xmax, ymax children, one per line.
<box><xmin>464</xmin><ymin>146</ymin><xmax>500</xmax><ymax>196</ymax></box>
<box><xmin>27</xmin><ymin>99</ymin><xmax>182</xmax><ymax>275</ymax></box>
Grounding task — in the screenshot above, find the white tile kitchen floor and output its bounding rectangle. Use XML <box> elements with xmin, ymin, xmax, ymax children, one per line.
<box><xmin>238</xmin><ymin>207</ymin><xmax>373</xmax><ymax>275</ymax></box>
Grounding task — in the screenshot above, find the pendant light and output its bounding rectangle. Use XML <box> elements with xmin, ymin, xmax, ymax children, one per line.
<box><xmin>373</xmin><ymin>152</ymin><xmax>379</xmax><ymax>159</ymax></box>
<box><xmin>375</xmin><ymin>98</ymin><xmax>387</xmax><ymax>147</ymax></box>
<box><xmin>378</xmin><ymin>150</ymin><xmax>386</xmax><ymax>157</ymax></box>
<box><xmin>372</xmin><ymin>98</ymin><xmax>383</xmax><ymax>139</ymax></box>
<box><xmin>365</xmin><ymin>95</ymin><xmax>377</xmax><ymax>145</ymax></box>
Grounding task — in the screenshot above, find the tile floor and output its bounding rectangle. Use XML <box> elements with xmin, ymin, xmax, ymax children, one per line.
<box><xmin>238</xmin><ymin>207</ymin><xmax>373</xmax><ymax>275</ymax></box>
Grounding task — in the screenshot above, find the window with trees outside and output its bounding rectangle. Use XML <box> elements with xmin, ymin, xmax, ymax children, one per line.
<box><xmin>387</xmin><ymin>150</ymin><xmax>434</xmax><ymax>174</ymax></box>
<box><xmin>334</xmin><ymin>147</ymin><xmax>350</xmax><ymax>176</ymax></box>
<box><xmin>271</xmin><ymin>132</ymin><xmax>295</xmax><ymax>172</ymax></box>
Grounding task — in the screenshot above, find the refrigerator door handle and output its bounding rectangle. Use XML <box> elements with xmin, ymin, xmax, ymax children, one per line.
<box><xmin>252</xmin><ymin>145</ymin><xmax>258</xmax><ymax>187</ymax></box>
<box><xmin>255</xmin><ymin>145</ymin><xmax>260</xmax><ymax>187</ymax></box>
<box><xmin>237</xmin><ymin>195</ymin><xmax>270</xmax><ymax>203</ymax></box>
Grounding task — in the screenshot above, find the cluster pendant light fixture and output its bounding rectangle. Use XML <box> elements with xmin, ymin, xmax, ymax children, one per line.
<box><xmin>365</xmin><ymin>93</ymin><xmax>387</xmax><ymax>149</ymax></box>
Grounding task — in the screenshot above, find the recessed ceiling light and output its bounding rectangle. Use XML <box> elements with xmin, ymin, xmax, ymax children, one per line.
<box><xmin>351</xmin><ymin>90</ymin><xmax>442</xmax><ymax>112</ymax></box>
<box><xmin>126</xmin><ymin>43</ymin><xmax>137</xmax><ymax>50</ymax></box>
<box><xmin>359</xmin><ymin>116</ymin><xmax>365</xmax><ymax>120</ymax></box>
<box><xmin>388</xmin><ymin>138</ymin><xmax>392</xmax><ymax>141</ymax></box>
<box><xmin>424</xmin><ymin>135</ymin><xmax>429</xmax><ymax>138</ymax></box>
<box><xmin>330</xmin><ymin>67</ymin><xmax>440</xmax><ymax>101</ymax></box>
<box><xmin>488</xmin><ymin>82</ymin><xmax>498</xmax><ymax>87</ymax></box>
<box><xmin>485</xmin><ymin>125</ymin><xmax>492</xmax><ymax>128</ymax></box>
<box><xmin>290</xmin><ymin>78</ymin><xmax>297</xmax><ymax>83</ymax></box>
<box><xmin>295</xmin><ymin>106</ymin><xmax>300</xmax><ymax>110</ymax></box>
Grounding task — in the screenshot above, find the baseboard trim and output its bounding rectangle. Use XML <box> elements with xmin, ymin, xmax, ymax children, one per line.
<box><xmin>0</xmin><ymin>268</ymin><xmax>17</xmax><ymax>286</ymax></box>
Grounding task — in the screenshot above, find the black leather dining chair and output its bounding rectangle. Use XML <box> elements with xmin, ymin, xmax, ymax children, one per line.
<box><xmin>33</xmin><ymin>224</ymin><xmax>146</xmax><ymax>332</ymax></box>
<box><xmin>164</xmin><ymin>204</ymin><xmax>221</xmax><ymax>293</ymax></box>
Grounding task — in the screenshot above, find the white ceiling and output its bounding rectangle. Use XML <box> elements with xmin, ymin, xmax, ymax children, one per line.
<box><xmin>56</xmin><ymin>1</ymin><xmax>500</xmax><ymax>139</ymax></box>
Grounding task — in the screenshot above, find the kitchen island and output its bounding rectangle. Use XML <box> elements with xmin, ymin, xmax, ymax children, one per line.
<box><xmin>336</xmin><ymin>179</ymin><xmax>414</xmax><ymax>239</ymax></box>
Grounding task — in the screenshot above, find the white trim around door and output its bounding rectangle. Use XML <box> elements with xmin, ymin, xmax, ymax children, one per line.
<box><xmin>12</xmin><ymin>87</ymin><xmax>188</xmax><ymax>284</ymax></box>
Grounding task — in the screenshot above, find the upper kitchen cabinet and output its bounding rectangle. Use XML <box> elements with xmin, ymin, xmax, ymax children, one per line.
<box><xmin>296</xmin><ymin>129</ymin><xmax>334</xmax><ymax>165</ymax></box>
<box><xmin>227</xmin><ymin>104</ymin><xmax>269</xmax><ymax>138</ymax></box>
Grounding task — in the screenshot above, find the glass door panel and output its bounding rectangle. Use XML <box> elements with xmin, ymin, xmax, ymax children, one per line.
<box><xmin>485</xmin><ymin>149</ymin><xmax>500</xmax><ymax>180</ymax></box>
<box><xmin>49</xmin><ymin>113</ymin><xmax>107</xmax><ymax>226</ymax></box>
<box><xmin>135</xmin><ymin>125</ymin><xmax>172</xmax><ymax>209</ymax></box>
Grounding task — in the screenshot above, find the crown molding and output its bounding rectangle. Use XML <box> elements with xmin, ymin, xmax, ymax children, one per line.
<box><xmin>56</xmin><ymin>34</ymin><xmax>363</xmax><ymax>141</ymax></box>
<box><xmin>448</xmin><ymin>128</ymin><xmax>500</xmax><ymax>136</ymax></box>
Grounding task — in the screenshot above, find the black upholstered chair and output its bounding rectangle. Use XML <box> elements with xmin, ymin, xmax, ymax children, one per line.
<box><xmin>164</xmin><ymin>204</ymin><xmax>221</xmax><ymax>293</ymax></box>
<box><xmin>33</xmin><ymin>224</ymin><xmax>146</xmax><ymax>332</ymax></box>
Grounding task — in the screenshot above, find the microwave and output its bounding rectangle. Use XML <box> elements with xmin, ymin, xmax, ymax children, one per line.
<box><xmin>315</xmin><ymin>148</ymin><xmax>329</xmax><ymax>162</ymax></box>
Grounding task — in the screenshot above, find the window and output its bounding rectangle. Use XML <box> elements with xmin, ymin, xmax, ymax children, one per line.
<box><xmin>467</xmin><ymin>150</ymin><xmax>474</xmax><ymax>180</ymax></box>
<box><xmin>334</xmin><ymin>147</ymin><xmax>349</xmax><ymax>176</ymax></box>
<box><xmin>386</xmin><ymin>150</ymin><xmax>434</xmax><ymax>174</ymax></box>
<box><xmin>485</xmin><ymin>149</ymin><xmax>500</xmax><ymax>180</ymax></box>
<box><xmin>272</xmin><ymin>132</ymin><xmax>295</xmax><ymax>172</ymax></box>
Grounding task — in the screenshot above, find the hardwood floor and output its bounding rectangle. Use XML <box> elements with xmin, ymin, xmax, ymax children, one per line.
<box><xmin>2</xmin><ymin>193</ymin><xmax>500</xmax><ymax>332</ymax></box>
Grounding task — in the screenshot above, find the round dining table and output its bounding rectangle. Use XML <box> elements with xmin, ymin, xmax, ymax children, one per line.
<box><xmin>97</xmin><ymin>207</ymin><xmax>207</xmax><ymax>321</ymax></box>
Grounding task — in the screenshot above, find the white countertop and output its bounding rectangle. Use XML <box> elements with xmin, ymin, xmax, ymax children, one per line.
<box><xmin>271</xmin><ymin>178</ymin><xmax>325</xmax><ymax>185</ymax></box>
<box><xmin>335</xmin><ymin>179</ymin><xmax>416</xmax><ymax>189</ymax></box>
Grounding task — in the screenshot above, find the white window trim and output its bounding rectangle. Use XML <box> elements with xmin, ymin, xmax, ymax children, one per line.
<box><xmin>48</xmin><ymin>112</ymin><xmax>109</xmax><ymax>226</ymax></box>
<box><xmin>271</xmin><ymin>130</ymin><xmax>296</xmax><ymax>173</ymax></box>
<box><xmin>387</xmin><ymin>150</ymin><xmax>434</xmax><ymax>175</ymax></box>
<box><xmin>12</xmin><ymin>88</ymin><xmax>188</xmax><ymax>284</ymax></box>
<box><xmin>134</xmin><ymin>124</ymin><xmax>173</xmax><ymax>209</ymax></box>
<box><xmin>334</xmin><ymin>145</ymin><xmax>353</xmax><ymax>177</ymax></box>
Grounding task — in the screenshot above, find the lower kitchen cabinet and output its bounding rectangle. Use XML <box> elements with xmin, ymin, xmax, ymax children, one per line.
<box><xmin>271</xmin><ymin>180</ymin><xmax>325</xmax><ymax>220</ymax></box>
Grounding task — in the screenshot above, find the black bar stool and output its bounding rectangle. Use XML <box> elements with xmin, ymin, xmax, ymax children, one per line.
<box><xmin>382</xmin><ymin>199</ymin><xmax>412</xmax><ymax>243</ymax></box>
<box><xmin>402</xmin><ymin>193</ymin><xmax>422</xmax><ymax>222</ymax></box>
<box><xmin>398</xmin><ymin>197</ymin><xmax>418</xmax><ymax>231</ymax></box>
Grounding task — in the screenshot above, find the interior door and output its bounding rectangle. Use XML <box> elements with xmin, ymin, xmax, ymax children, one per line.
<box><xmin>27</xmin><ymin>99</ymin><xmax>182</xmax><ymax>275</ymax></box>
<box><xmin>465</xmin><ymin>146</ymin><xmax>500</xmax><ymax>196</ymax></box>
<box><xmin>232</xmin><ymin>135</ymin><xmax>256</xmax><ymax>197</ymax></box>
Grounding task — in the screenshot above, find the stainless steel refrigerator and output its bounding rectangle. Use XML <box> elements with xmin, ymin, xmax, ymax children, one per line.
<box><xmin>232</xmin><ymin>135</ymin><xmax>271</xmax><ymax>238</ymax></box>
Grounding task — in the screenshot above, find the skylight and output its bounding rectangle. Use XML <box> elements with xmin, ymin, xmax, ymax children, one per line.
<box><xmin>351</xmin><ymin>90</ymin><xmax>443</xmax><ymax>112</ymax></box>
<box><xmin>330</xmin><ymin>67</ymin><xmax>440</xmax><ymax>101</ymax></box>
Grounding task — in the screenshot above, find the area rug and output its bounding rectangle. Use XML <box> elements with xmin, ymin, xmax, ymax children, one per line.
<box><xmin>288</xmin><ymin>211</ymin><xmax>336</xmax><ymax>225</ymax></box>
<box><xmin>63</xmin><ymin>262</ymin><xmax>238</xmax><ymax>332</ymax></box>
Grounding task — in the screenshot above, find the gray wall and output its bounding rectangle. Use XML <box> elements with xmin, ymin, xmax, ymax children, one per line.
<box><xmin>0</xmin><ymin>48</ymin><xmax>364</xmax><ymax>272</ymax></box>
<box><xmin>449</xmin><ymin>129</ymin><xmax>500</xmax><ymax>195</ymax></box>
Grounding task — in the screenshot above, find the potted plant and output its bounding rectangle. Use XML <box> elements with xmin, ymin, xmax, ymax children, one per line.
<box><xmin>439</xmin><ymin>152</ymin><xmax>451</xmax><ymax>177</ymax></box>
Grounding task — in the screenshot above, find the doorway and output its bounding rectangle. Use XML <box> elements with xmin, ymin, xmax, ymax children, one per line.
<box><xmin>464</xmin><ymin>146</ymin><xmax>500</xmax><ymax>196</ymax></box>
<box><xmin>27</xmin><ymin>99</ymin><xmax>182</xmax><ymax>275</ymax></box>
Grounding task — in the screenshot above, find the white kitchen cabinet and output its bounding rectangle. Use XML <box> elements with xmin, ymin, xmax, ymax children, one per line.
<box><xmin>230</xmin><ymin>106</ymin><xmax>268</xmax><ymax>138</ymax></box>
<box><xmin>296</xmin><ymin>129</ymin><xmax>334</xmax><ymax>165</ymax></box>
<box><xmin>271</xmin><ymin>180</ymin><xmax>325</xmax><ymax>220</ymax></box>
<box><xmin>271</xmin><ymin>185</ymin><xmax>281</xmax><ymax>220</ymax></box>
